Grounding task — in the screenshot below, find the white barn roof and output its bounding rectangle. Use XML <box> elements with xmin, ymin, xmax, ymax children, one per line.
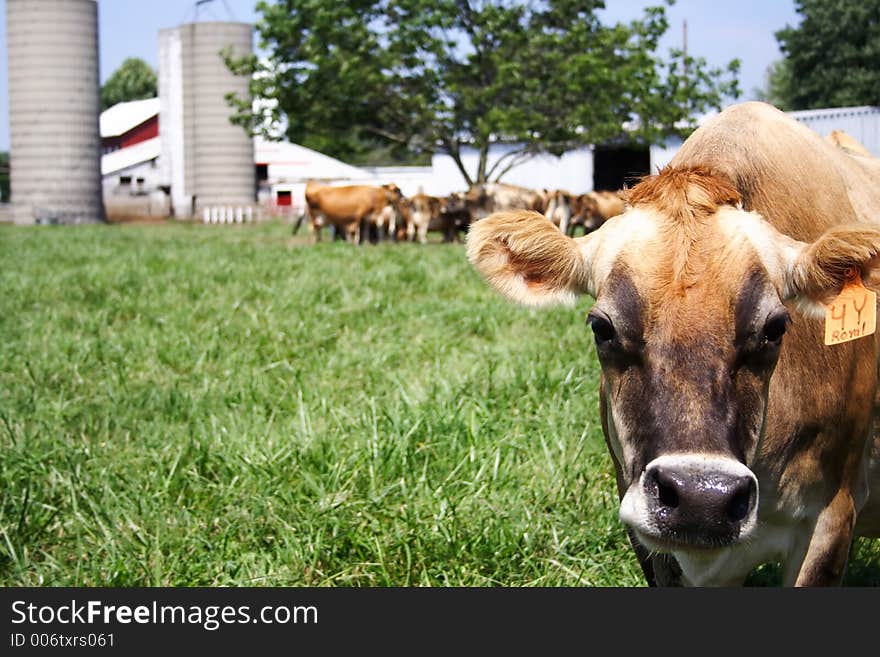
<box><xmin>102</xmin><ymin>136</ymin><xmax>161</xmax><ymax>175</ymax></box>
<box><xmin>101</xmin><ymin>135</ymin><xmax>370</xmax><ymax>181</ymax></box>
<box><xmin>254</xmin><ymin>137</ymin><xmax>369</xmax><ymax>181</ymax></box>
<box><xmin>100</xmin><ymin>98</ymin><xmax>160</xmax><ymax>138</ymax></box>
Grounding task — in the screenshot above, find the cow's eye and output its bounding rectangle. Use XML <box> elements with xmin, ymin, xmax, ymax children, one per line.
<box><xmin>587</xmin><ymin>311</ymin><xmax>615</xmax><ymax>344</ymax></box>
<box><xmin>761</xmin><ymin>311</ymin><xmax>791</xmax><ymax>346</ymax></box>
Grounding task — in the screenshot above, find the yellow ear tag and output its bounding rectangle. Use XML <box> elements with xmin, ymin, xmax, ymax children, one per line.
<box><xmin>824</xmin><ymin>268</ymin><xmax>876</xmax><ymax>345</ymax></box>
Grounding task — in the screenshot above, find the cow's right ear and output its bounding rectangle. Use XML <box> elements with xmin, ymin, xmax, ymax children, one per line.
<box><xmin>466</xmin><ymin>210</ymin><xmax>598</xmax><ymax>307</ymax></box>
<box><xmin>786</xmin><ymin>225</ymin><xmax>880</xmax><ymax>310</ymax></box>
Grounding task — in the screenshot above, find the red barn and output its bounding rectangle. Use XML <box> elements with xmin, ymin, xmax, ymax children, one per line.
<box><xmin>100</xmin><ymin>98</ymin><xmax>159</xmax><ymax>154</ymax></box>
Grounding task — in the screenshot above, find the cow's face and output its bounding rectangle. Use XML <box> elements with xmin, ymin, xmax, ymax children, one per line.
<box><xmin>383</xmin><ymin>184</ymin><xmax>404</xmax><ymax>206</ymax></box>
<box><xmin>467</xmin><ymin>167</ymin><xmax>880</xmax><ymax>554</ymax></box>
<box><xmin>409</xmin><ymin>195</ymin><xmax>437</xmax><ymax>226</ymax></box>
<box><xmin>589</xmin><ymin>217</ymin><xmax>787</xmax><ymax>553</ymax></box>
<box><xmin>575</xmin><ymin>193</ymin><xmax>602</xmax><ymax>231</ymax></box>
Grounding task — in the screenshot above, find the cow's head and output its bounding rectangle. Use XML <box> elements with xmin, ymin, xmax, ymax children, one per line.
<box><xmin>467</xmin><ymin>166</ymin><xmax>880</xmax><ymax>554</ymax></box>
<box><xmin>383</xmin><ymin>183</ymin><xmax>404</xmax><ymax>206</ymax></box>
<box><xmin>574</xmin><ymin>193</ymin><xmax>602</xmax><ymax>232</ymax></box>
<box><xmin>409</xmin><ymin>194</ymin><xmax>439</xmax><ymax>223</ymax></box>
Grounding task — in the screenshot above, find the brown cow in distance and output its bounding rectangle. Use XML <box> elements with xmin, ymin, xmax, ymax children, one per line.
<box><xmin>437</xmin><ymin>193</ymin><xmax>473</xmax><ymax>243</ymax></box>
<box><xmin>543</xmin><ymin>189</ymin><xmax>576</xmax><ymax>235</ymax></box>
<box><xmin>543</xmin><ymin>189</ymin><xmax>627</xmax><ymax>236</ymax></box>
<box><xmin>467</xmin><ymin>101</ymin><xmax>880</xmax><ymax>586</ymax></box>
<box><xmin>406</xmin><ymin>192</ymin><xmax>442</xmax><ymax>243</ymax></box>
<box><xmin>826</xmin><ymin>129</ymin><xmax>874</xmax><ymax>159</ymax></box>
<box><xmin>463</xmin><ymin>182</ymin><xmax>545</xmax><ymax>222</ymax></box>
<box><xmin>405</xmin><ymin>193</ymin><xmax>473</xmax><ymax>243</ymax></box>
<box><xmin>304</xmin><ymin>181</ymin><xmax>404</xmax><ymax>243</ymax></box>
<box><xmin>569</xmin><ymin>189</ymin><xmax>627</xmax><ymax>235</ymax></box>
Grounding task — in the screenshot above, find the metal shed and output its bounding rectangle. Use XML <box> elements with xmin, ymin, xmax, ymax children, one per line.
<box><xmin>788</xmin><ymin>105</ymin><xmax>880</xmax><ymax>157</ymax></box>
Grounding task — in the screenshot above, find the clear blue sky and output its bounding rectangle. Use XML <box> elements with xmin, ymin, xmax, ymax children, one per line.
<box><xmin>0</xmin><ymin>0</ymin><xmax>800</xmax><ymax>152</ymax></box>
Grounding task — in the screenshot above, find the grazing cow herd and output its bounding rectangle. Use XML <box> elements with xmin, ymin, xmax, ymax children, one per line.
<box><xmin>468</xmin><ymin>101</ymin><xmax>880</xmax><ymax>586</ymax></box>
<box><xmin>301</xmin><ymin>179</ymin><xmax>627</xmax><ymax>244</ymax></box>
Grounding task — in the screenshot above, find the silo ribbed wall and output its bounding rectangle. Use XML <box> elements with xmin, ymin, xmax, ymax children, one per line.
<box><xmin>180</xmin><ymin>22</ymin><xmax>255</xmax><ymax>214</ymax></box>
<box><xmin>6</xmin><ymin>0</ymin><xmax>104</xmax><ymax>224</ymax></box>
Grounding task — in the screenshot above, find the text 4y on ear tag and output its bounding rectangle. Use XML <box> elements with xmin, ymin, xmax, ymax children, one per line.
<box><xmin>824</xmin><ymin>269</ymin><xmax>877</xmax><ymax>345</ymax></box>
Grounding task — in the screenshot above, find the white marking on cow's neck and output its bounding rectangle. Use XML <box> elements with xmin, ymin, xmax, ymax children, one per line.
<box><xmin>676</xmin><ymin>521</ymin><xmax>797</xmax><ymax>586</ymax></box>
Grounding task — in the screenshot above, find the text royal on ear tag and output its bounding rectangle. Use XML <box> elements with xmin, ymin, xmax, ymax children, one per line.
<box><xmin>824</xmin><ymin>269</ymin><xmax>877</xmax><ymax>346</ymax></box>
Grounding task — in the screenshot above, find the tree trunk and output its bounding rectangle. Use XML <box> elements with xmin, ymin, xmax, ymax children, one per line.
<box><xmin>476</xmin><ymin>139</ymin><xmax>489</xmax><ymax>184</ymax></box>
<box><xmin>442</xmin><ymin>138</ymin><xmax>473</xmax><ymax>187</ymax></box>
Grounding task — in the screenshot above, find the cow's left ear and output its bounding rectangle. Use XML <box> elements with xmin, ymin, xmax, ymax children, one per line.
<box><xmin>785</xmin><ymin>225</ymin><xmax>880</xmax><ymax>309</ymax></box>
<box><xmin>466</xmin><ymin>210</ymin><xmax>600</xmax><ymax>307</ymax></box>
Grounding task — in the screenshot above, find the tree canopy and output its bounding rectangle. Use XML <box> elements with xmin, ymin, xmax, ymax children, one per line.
<box><xmin>226</xmin><ymin>0</ymin><xmax>740</xmax><ymax>184</ymax></box>
<box><xmin>101</xmin><ymin>58</ymin><xmax>158</xmax><ymax>110</ymax></box>
<box><xmin>762</xmin><ymin>0</ymin><xmax>880</xmax><ymax>110</ymax></box>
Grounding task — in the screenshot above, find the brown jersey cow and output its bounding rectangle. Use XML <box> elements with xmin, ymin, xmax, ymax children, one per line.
<box><xmin>406</xmin><ymin>193</ymin><xmax>442</xmax><ymax>243</ymax></box>
<box><xmin>467</xmin><ymin>102</ymin><xmax>880</xmax><ymax>586</ymax></box>
<box><xmin>304</xmin><ymin>181</ymin><xmax>403</xmax><ymax>243</ymax></box>
<box><xmin>569</xmin><ymin>190</ymin><xmax>627</xmax><ymax>235</ymax></box>
<box><xmin>404</xmin><ymin>193</ymin><xmax>473</xmax><ymax>243</ymax></box>
<box><xmin>826</xmin><ymin>129</ymin><xmax>874</xmax><ymax>158</ymax></box>
<box><xmin>463</xmin><ymin>182</ymin><xmax>546</xmax><ymax>222</ymax></box>
<box><xmin>543</xmin><ymin>189</ymin><xmax>576</xmax><ymax>235</ymax></box>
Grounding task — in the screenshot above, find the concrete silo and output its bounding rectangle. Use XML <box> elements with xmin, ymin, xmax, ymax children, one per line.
<box><xmin>6</xmin><ymin>0</ymin><xmax>104</xmax><ymax>224</ymax></box>
<box><xmin>159</xmin><ymin>21</ymin><xmax>255</xmax><ymax>219</ymax></box>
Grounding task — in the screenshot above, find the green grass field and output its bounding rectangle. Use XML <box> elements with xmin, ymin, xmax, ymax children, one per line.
<box><xmin>1</xmin><ymin>221</ymin><xmax>878</xmax><ymax>586</ymax></box>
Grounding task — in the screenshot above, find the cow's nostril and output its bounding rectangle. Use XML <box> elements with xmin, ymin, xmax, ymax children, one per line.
<box><xmin>726</xmin><ymin>484</ymin><xmax>752</xmax><ymax>522</ymax></box>
<box><xmin>655</xmin><ymin>473</ymin><xmax>680</xmax><ymax>509</ymax></box>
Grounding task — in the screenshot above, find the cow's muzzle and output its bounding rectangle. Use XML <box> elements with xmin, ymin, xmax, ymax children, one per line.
<box><xmin>620</xmin><ymin>454</ymin><xmax>759</xmax><ymax>551</ymax></box>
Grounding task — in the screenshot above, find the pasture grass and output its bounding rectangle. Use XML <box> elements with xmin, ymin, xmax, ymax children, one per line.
<box><xmin>0</xmin><ymin>220</ymin><xmax>878</xmax><ymax>586</ymax></box>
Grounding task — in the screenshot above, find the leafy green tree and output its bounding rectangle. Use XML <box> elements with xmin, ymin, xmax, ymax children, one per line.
<box><xmin>226</xmin><ymin>0</ymin><xmax>739</xmax><ymax>184</ymax></box>
<box><xmin>775</xmin><ymin>0</ymin><xmax>880</xmax><ymax>110</ymax></box>
<box><xmin>101</xmin><ymin>58</ymin><xmax>158</xmax><ymax>110</ymax></box>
